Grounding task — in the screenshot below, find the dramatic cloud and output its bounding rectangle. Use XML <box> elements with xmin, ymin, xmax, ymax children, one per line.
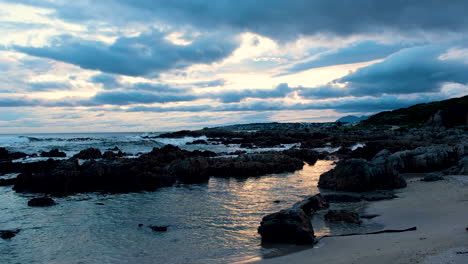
<box><xmin>278</xmin><ymin>41</ymin><xmax>413</xmax><ymax>76</ymax></box>
<box><xmin>13</xmin><ymin>30</ymin><xmax>240</xmax><ymax>76</ymax></box>
<box><xmin>12</xmin><ymin>0</ymin><xmax>468</xmax><ymax>40</ymax></box>
<box><xmin>299</xmin><ymin>45</ymin><xmax>468</xmax><ymax>99</ymax></box>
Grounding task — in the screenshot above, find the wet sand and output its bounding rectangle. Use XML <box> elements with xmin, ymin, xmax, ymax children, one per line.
<box><xmin>252</xmin><ymin>174</ymin><xmax>468</xmax><ymax>264</ymax></box>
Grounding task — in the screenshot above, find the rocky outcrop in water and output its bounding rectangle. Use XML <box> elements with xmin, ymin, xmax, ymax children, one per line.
<box><xmin>40</xmin><ymin>149</ymin><xmax>66</xmax><ymax>158</ymax></box>
<box><xmin>258</xmin><ymin>207</ymin><xmax>315</xmax><ymax>244</ymax></box>
<box><xmin>13</xmin><ymin>145</ymin><xmax>317</xmax><ymax>195</ymax></box>
<box><xmin>258</xmin><ymin>194</ymin><xmax>328</xmax><ymax>244</ymax></box>
<box><xmin>0</xmin><ymin>147</ymin><xmax>27</xmax><ymax>161</ymax></box>
<box><xmin>73</xmin><ymin>148</ymin><xmax>102</xmax><ymax>159</ymax></box>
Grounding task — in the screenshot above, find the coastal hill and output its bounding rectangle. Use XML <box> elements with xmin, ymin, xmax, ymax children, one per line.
<box><xmin>362</xmin><ymin>95</ymin><xmax>468</xmax><ymax>128</ymax></box>
<box><xmin>336</xmin><ymin>115</ymin><xmax>369</xmax><ymax>123</ymax></box>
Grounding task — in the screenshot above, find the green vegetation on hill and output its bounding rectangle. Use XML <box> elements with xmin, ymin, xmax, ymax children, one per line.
<box><xmin>362</xmin><ymin>95</ymin><xmax>468</xmax><ymax>128</ymax></box>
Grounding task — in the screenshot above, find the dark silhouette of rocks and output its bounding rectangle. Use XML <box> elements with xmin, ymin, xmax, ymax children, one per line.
<box><xmin>27</xmin><ymin>197</ymin><xmax>56</xmax><ymax>207</ymax></box>
<box><xmin>258</xmin><ymin>194</ymin><xmax>328</xmax><ymax>244</ymax></box>
<box><xmin>73</xmin><ymin>148</ymin><xmax>102</xmax><ymax>159</ymax></box>
<box><xmin>40</xmin><ymin>149</ymin><xmax>66</xmax><ymax>158</ymax></box>
<box><xmin>0</xmin><ymin>178</ymin><xmax>16</xmax><ymax>186</ymax></box>
<box><xmin>319</xmin><ymin>158</ymin><xmax>406</xmax><ymax>192</ymax></box>
<box><xmin>258</xmin><ymin>207</ymin><xmax>315</xmax><ymax>244</ymax></box>
<box><xmin>12</xmin><ymin>145</ymin><xmax>318</xmax><ymax>195</ymax></box>
<box><xmin>0</xmin><ymin>147</ymin><xmax>27</xmax><ymax>161</ymax></box>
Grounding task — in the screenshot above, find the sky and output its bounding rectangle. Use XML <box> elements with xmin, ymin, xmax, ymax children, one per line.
<box><xmin>0</xmin><ymin>0</ymin><xmax>467</xmax><ymax>133</ymax></box>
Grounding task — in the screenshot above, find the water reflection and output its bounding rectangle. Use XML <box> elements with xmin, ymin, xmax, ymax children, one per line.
<box><xmin>0</xmin><ymin>161</ymin><xmax>336</xmax><ymax>264</ymax></box>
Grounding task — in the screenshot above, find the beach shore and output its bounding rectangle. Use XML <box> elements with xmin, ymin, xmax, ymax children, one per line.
<box><xmin>252</xmin><ymin>174</ymin><xmax>468</xmax><ymax>264</ymax></box>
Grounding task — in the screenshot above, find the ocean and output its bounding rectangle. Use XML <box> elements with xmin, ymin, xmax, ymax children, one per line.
<box><xmin>0</xmin><ymin>133</ymin><xmax>373</xmax><ymax>264</ymax></box>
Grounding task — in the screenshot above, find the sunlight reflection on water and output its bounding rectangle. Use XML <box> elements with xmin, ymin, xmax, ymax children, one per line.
<box><xmin>0</xmin><ymin>161</ymin><xmax>336</xmax><ymax>264</ymax></box>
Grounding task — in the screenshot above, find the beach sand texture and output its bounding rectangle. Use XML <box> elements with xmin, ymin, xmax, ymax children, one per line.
<box><xmin>253</xmin><ymin>174</ymin><xmax>468</xmax><ymax>264</ymax></box>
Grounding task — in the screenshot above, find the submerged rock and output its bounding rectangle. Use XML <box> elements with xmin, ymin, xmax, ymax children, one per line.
<box><xmin>325</xmin><ymin>210</ymin><xmax>362</xmax><ymax>224</ymax></box>
<box><xmin>258</xmin><ymin>208</ymin><xmax>315</xmax><ymax>244</ymax></box>
<box><xmin>0</xmin><ymin>229</ymin><xmax>20</xmax><ymax>239</ymax></box>
<box><xmin>149</xmin><ymin>225</ymin><xmax>168</xmax><ymax>232</ymax></box>
<box><xmin>28</xmin><ymin>197</ymin><xmax>56</xmax><ymax>207</ymax></box>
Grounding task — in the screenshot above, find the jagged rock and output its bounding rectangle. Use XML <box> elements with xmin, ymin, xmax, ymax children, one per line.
<box><xmin>40</xmin><ymin>149</ymin><xmax>67</xmax><ymax>158</ymax></box>
<box><xmin>258</xmin><ymin>208</ymin><xmax>315</xmax><ymax>244</ymax></box>
<box><xmin>102</xmin><ymin>150</ymin><xmax>125</xmax><ymax>160</ymax></box>
<box><xmin>387</xmin><ymin>145</ymin><xmax>463</xmax><ymax>173</ymax></box>
<box><xmin>325</xmin><ymin>210</ymin><xmax>362</xmax><ymax>224</ymax></box>
<box><xmin>319</xmin><ymin>159</ymin><xmax>406</xmax><ymax>192</ymax></box>
<box><xmin>292</xmin><ymin>194</ymin><xmax>329</xmax><ymax>216</ymax></box>
<box><xmin>0</xmin><ymin>147</ymin><xmax>27</xmax><ymax>161</ymax></box>
<box><xmin>27</xmin><ymin>197</ymin><xmax>56</xmax><ymax>207</ymax></box>
<box><xmin>0</xmin><ymin>229</ymin><xmax>20</xmax><ymax>239</ymax></box>
<box><xmin>73</xmin><ymin>148</ymin><xmax>102</xmax><ymax>159</ymax></box>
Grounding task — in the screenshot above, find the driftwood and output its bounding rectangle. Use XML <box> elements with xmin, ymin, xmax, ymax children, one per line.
<box><xmin>317</xmin><ymin>226</ymin><xmax>417</xmax><ymax>241</ymax></box>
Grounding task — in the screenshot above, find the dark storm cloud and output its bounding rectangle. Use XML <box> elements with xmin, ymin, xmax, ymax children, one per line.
<box><xmin>278</xmin><ymin>41</ymin><xmax>414</xmax><ymax>76</ymax></box>
<box><xmin>299</xmin><ymin>45</ymin><xmax>468</xmax><ymax>99</ymax></box>
<box><xmin>10</xmin><ymin>0</ymin><xmax>468</xmax><ymax>40</ymax></box>
<box><xmin>13</xmin><ymin>30</ymin><xmax>239</xmax><ymax>76</ymax></box>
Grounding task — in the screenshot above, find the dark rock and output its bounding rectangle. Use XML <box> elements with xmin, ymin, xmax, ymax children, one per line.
<box><xmin>40</xmin><ymin>149</ymin><xmax>67</xmax><ymax>158</ymax></box>
<box><xmin>290</xmin><ymin>194</ymin><xmax>329</xmax><ymax>216</ymax></box>
<box><xmin>323</xmin><ymin>194</ymin><xmax>362</xmax><ymax>203</ymax></box>
<box><xmin>0</xmin><ymin>147</ymin><xmax>28</xmax><ymax>161</ymax></box>
<box><xmin>27</xmin><ymin>197</ymin><xmax>56</xmax><ymax>207</ymax></box>
<box><xmin>324</xmin><ymin>210</ymin><xmax>362</xmax><ymax>224</ymax></box>
<box><xmin>149</xmin><ymin>225</ymin><xmax>168</xmax><ymax>232</ymax></box>
<box><xmin>421</xmin><ymin>174</ymin><xmax>444</xmax><ymax>182</ymax></box>
<box><xmin>102</xmin><ymin>150</ymin><xmax>125</xmax><ymax>160</ymax></box>
<box><xmin>186</xmin><ymin>140</ymin><xmax>209</xmax><ymax>145</ymax></box>
<box><xmin>273</xmin><ymin>200</ymin><xmax>281</xmax><ymax>204</ymax></box>
<box><xmin>73</xmin><ymin>148</ymin><xmax>102</xmax><ymax>159</ymax></box>
<box><xmin>319</xmin><ymin>159</ymin><xmax>406</xmax><ymax>192</ymax></box>
<box><xmin>258</xmin><ymin>208</ymin><xmax>315</xmax><ymax>244</ymax></box>
<box><xmin>0</xmin><ymin>178</ymin><xmax>16</xmax><ymax>186</ymax></box>
<box><xmin>0</xmin><ymin>229</ymin><xmax>20</xmax><ymax>239</ymax></box>
<box><xmin>360</xmin><ymin>214</ymin><xmax>380</xmax><ymax>219</ymax></box>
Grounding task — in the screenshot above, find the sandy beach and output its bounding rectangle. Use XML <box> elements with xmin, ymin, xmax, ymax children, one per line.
<box><xmin>252</xmin><ymin>174</ymin><xmax>468</xmax><ymax>264</ymax></box>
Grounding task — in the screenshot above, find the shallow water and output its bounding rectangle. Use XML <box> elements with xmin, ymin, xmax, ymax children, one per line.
<box><xmin>0</xmin><ymin>161</ymin><xmax>337</xmax><ymax>264</ymax></box>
